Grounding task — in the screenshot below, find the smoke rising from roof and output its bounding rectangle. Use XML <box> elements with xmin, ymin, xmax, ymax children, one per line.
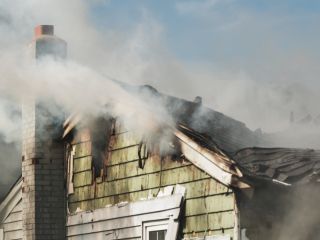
<box><xmin>0</xmin><ymin>0</ymin><xmax>320</xmax><ymax>200</ymax></box>
<box><xmin>0</xmin><ymin>0</ymin><xmax>184</xmax><ymax>195</ymax></box>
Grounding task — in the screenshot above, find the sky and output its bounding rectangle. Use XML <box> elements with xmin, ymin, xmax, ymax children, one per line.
<box><xmin>85</xmin><ymin>0</ymin><xmax>320</xmax><ymax>131</ymax></box>
<box><xmin>0</xmin><ymin>0</ymin><xmax>319</xmax><ymax>132</ymax></box>
<box><xmin>89</xmin><ymin>0</ymin><xmax>320</xmax><ymax>73</ymax></box>
<box><xmin>92</xmin><ymin>0</ymin><xmax>320</xmax><ymax>65</ymax></box>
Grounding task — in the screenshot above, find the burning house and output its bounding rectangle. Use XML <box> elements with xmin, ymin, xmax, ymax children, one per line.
<box><xmin>0</xmin><ymin>25</ymin><xmax>320</xmax><ymax>240</ymax></box>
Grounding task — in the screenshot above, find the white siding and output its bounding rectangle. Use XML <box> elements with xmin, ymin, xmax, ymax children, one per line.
<box><xmin>67</xmin><ymin>194</ymin><xmax>183</xmax><ymax>240</ymax></box>
<box><xmin>0</xmin><ymin>201</ymin><xmax>22</xmax><ymax>240</ymax></box>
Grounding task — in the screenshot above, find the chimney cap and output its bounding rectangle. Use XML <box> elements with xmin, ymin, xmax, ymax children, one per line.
<box><xmin>34</xmin><ymin>25</ymin><xmax>54</xmax><ymax>38</ymax></box>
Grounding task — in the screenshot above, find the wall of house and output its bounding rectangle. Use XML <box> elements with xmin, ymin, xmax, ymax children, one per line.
<box><xmin>67</xmin><ymin>121</ymin><xmax>237</xmax><ymax>239</ymax></box>
<box><xmin>0</xmin><ymin>200</ymin><xmax>22</xmax><ymax>240</ymax></box>
<box><xmin>67</xmin><ymin>193</ymin><xmax>183</xmax><ymax>239</ymax></box>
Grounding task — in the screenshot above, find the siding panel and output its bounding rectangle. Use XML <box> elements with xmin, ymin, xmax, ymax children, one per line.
<box><xmin>74</xmin><ymin>142</ymin><xmax>91</xmax><ymax>158</ymax></box>
<box><xmin>109</xmin><ymin>145</ymin><xmax>140</xmax><ymax>165</ymax></box>
<box><xmin>73</xmin><ymin>156</ymin><xmax>92</xmax><ymax>173</ymax></box>
<box><xmin>106</xmin><ymin>157</ymin><xmax>161</xmax><ymax>181</ymax></box>
<box><xmin>69</xmin><ymin>186</ymin><xmax>95</xmax><ymax>202</ymax></box>
<box><xmin>112</xmin><ymin>131</ymin><xmax>141</xmax><ymax>150</ymax></box>
<box><xmin>185</xmin><ymin>194</ymin><xmax>234</xmax><ymax>216</ymax></box>
<box><xmin>1</xmin><ymin>201</ymin><xmax>22</xmax><ymax>240</ymax></box>
<box><xmin>68</xmin><ymin>128</ymin><xmax>236</xmax><ymax>239</ymax></box>
<box><xmin>73</xmin><ymin>171</ymin><xmax>92</xmax><ymax>187</ymax></box>
<box><xmin>4</xmin><ymin>230</ymin><xmax>23</xmax><ymax>240</ymax></box>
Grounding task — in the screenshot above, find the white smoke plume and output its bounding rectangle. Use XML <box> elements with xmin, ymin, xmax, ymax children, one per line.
<box><xmin>0</xmin><ymin>0</ymin><xmax>180</xmax><ymax>195</ymax></box>
<box><xmin>0</xmin><ymin>0</ymin><xmax>320</xmax><ymax>197</ymax></box>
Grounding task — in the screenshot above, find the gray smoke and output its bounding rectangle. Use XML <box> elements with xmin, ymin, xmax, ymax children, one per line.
<box><xmin>0</xmin><ymin>0</ymin><xmax>319</xmax><ymax>205</ymax></box>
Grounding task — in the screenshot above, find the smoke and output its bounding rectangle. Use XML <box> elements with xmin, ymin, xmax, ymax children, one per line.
<box><xmin>1</xmin><ymin>0</ymin><xmax>319</xmax><ymax>133</ymax></box>
<box><xmin>241</xmin><ymin>184</ymin><xmax>320</xmax><ymax>240</ymax></box>
<box><xmin>0</xmin><ymin>0</ymin><xmax>184</xmax><ymax>195</ymax></box>
<box><xmin>0</xmin><ymin>0</ymin><xmax>319</xmax><ymax>199</ymax></box>
<box><xmin>277</xmin><ymin>185</ymin><xmax>320</xmax><ymax>240</ymax></box>
<box><xmin>0</xmin><ymin>3</ymin><xmax>319</xmax><ymax>240</ymax></box>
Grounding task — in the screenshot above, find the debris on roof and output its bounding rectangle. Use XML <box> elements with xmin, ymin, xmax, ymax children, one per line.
<box><xmin>234</xmin><ymin>147</ymin><xmax>320</xmax><ymax>185</ymax></box>
<box><xmin>132</xmin><ymin>85</ymin><xmax>269</xmax><ymax>153</ymax></box>
<box><xmin>175</xmin><ymin>124</ymin><xmax>250</xmax><ymax>188</ymax></box>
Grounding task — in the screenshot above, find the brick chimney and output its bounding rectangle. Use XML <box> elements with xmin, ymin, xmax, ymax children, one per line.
<box><xmin>22</xmin><ymin>25</ymin><xmax>67</xmax><ymax>240</ymax></box>
<box><xmin>32</xmin><ymin>25</ymin><xmax>67</xmax><ymax>59</ymax></box>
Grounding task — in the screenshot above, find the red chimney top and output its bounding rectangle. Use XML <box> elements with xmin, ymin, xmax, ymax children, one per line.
<box><xmin>34</xmin><ymin>25</ymin><xmax>54</xmax><ymax>38</ymax></box>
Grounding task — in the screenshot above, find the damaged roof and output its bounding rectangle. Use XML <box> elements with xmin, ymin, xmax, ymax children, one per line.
<box><xmin>175</xmin><ymin>124</ymin><xmax>250</xmax><ymax>188</ymax></box>
<box><xmin>234</xmin><ymin>147</ymin><xmax>320</xmax><ymax>185</ymax></box>
<box><xmin>64</xmin><ymin>83</ymin><xmax>269</xmax><ymax>154</ymax></box>
<box><xmin>64</xmin><ymin>83</ymin><xmax>320</xmax><ymax>188</ymax></box>
<box><xmin>135</xmin><ymin>85</ymin><xmax>269</xmax><ymax>154</ymax></box>
<box><xmin>134</xmin><ymin>86</ymin><xmax>320</xmax><ymax>186</ymax></box>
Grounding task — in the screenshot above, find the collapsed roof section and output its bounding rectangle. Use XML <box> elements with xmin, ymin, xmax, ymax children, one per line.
<box><xmin>234</xmin><ymin>147</ymin><xmax>320</xmax><ymax>185</ymax></box>
<box><xmin>174</xmin><ymin>124</ymin><xmax>250</xmax><ymax>188</ymax></box>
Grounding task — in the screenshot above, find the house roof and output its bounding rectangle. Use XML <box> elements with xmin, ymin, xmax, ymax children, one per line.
<box><xmin>133</xmin><ymin>85</ymin><xmax>269</xmax><ymax>154</ymax></box>
<box><xmin>63</xmin><ymin>83</ymin><xmax>320</xmax><ymax>188</ymax></box>
<box><xmin>133</xmin><ymin>85</ymin><xmax>320</xmax><ymax>187</ymax></box>
<box><xmin>63</xmin><ymin>83</ymin><xmax>268</xmax><ymax>153</ymax></box>
<box><xmin>234</xmin><ymin>147</ymin><xmax>320</xmax><ymax>185</ymax></box>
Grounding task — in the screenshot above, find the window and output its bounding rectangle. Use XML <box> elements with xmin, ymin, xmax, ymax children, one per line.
<box><xmin>148</xmin><ymin>228</ymin><xmax>167</xmax><ymax>240</ymax></box>
<box><xmin>143</xmin><ymin>220</ymin><xmax>168</xmax><ymax>240</ymax></box>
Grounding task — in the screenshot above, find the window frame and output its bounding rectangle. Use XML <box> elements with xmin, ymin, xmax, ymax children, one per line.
<box><xmin>143</xmin><ymin>220</ymin><xmax>169</xmax><ymax>240</ymax></box>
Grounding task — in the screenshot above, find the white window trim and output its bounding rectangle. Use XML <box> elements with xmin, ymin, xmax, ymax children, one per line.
<box><xmin>143</xmin><ymin>220</ymin><xmax>169</xmax><ymax>240</ymax></box>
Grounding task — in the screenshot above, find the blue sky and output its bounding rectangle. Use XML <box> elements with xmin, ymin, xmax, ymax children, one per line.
<box><xmin>1</xmin><ymin>0</ymin><xmax>319</xmax><ymax>130</ymax></box>
<box><xmin>90</xmin><ymin>0</ymin><xmax>320</xmax><ymax>67</ymax></box>
<box><xmin>82</xmin><ymin>0</ymin><xmax>320</xmax><ymax>131</ymax></box>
